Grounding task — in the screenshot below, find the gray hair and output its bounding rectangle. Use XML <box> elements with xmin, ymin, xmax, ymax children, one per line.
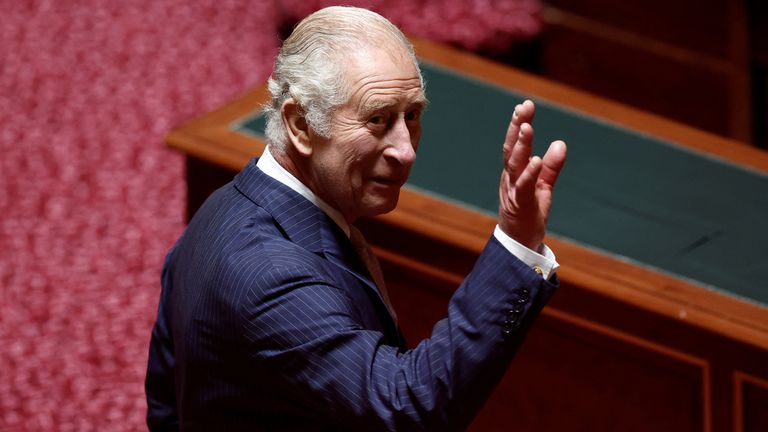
<box><xmin>263</xmin><ymin>6</ymin><xmax>423</xmax><ymax>152</ymax></box>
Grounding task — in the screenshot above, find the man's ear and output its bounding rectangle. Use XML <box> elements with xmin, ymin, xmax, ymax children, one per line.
<box><xmin>282</xmin><ymin>98</ymin><xmax>313</xmax><ymax>156</ymax></box>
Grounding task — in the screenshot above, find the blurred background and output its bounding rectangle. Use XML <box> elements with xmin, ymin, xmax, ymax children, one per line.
<box><xmin>1</xmin><ymin>0</ymin><xmax>765</xmax><ymax>430</ymax></box>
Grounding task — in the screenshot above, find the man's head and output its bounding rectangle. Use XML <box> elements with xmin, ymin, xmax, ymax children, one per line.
<box><xmin>264</xmin><ymin>6</ymin><xmax>423</xmax><ymax>149</ymax></box>
<box><xmin>264</xmin><ymin>7</ymin><xmax>428</xmax><ymax>223</ymax></box>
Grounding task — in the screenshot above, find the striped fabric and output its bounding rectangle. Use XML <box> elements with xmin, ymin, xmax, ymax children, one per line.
<box><xmin>146</xmin><ymin>158</ymin><xmax>557</xmax><ymax>431</ymax></box>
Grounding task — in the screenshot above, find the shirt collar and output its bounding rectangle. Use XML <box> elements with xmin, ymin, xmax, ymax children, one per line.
<box><xmin>257</xmin><ymin>146</ymin><xmax>351</xmax><ymax>237</ymax></box>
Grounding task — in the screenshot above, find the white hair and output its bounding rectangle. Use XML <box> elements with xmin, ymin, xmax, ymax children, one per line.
<box><xmin>263</xmin><ymin>6</ymin><xmax>423</xmax><ymax>152</ymax></box>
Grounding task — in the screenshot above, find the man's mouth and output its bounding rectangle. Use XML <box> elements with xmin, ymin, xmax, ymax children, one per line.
<box><xmin>370</xmin><ymin>176</ymin><xmax>404</xmax><ymax>186</ymax></box>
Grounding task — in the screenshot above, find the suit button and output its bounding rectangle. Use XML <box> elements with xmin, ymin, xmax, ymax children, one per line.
<box><xmin>515</xmin><ymin>288</ymin><xmax>530</xmax><ymax>304</ymax></box>
<box><xmin>508</xmin><ymin>304</ymin><xmax>523</xmax><ymax>314</ymax></box>
<box><xmin>502</xmin><ymin>318</ymin><xmax>519</xmax><ymax>335</ymax></box>
<box><xmin>506</xmin><ymin>311</ymin><xmax>521</xmax><ymax>323</ymax></box>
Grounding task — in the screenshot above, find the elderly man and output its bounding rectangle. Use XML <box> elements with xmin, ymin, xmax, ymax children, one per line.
<box><xmin>146</xmin><ymin>6</ymin><xmax>566</xmax><ymax>431</ymax></box>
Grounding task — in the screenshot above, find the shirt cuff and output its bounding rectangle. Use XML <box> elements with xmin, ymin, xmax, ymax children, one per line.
<box><xmin>493</xmin><ymin>225</ymin><xmax>559</xmax><ymax>280</ymax></box>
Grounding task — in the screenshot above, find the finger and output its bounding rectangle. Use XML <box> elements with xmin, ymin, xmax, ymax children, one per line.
<box><xmin>503</xmin><ymin>106</ymin><xmax>521</xmax><ymax>163</ymax></box>
<box><xmin>507</xmin><ymin>122</ymin><xmax>534</xmax><ymax>182</ymax></box>
<box><xmin>503</xmin><ymin>101</ymin><xmax>535</xmax><ymax>161</ymax></box>
<box><xmin>538</xmin><ymin>140</ymin><xmax>567</xmax><ymax>188</ymax></box>
<box><xmin>520</xmin><ymin>99</ymin><xmax>535</xmax><ymax>124</ymax></box>
<box><xmin>514</xmin><ymin>155</ymin><xmax>542</xmax><ymax>207</ymax></box>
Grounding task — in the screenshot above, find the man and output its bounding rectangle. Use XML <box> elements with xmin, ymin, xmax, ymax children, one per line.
<box><xmin>146</xmin><ymin>6</ymin><xmax>566</xmax><ymax>431</ymax></box>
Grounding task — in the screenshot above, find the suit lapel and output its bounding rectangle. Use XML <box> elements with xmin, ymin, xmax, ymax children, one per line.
<box><xmin>234</xmin><ymin>159</ymin><xmax>324</xmax><ymax>253</ymax></box>
<box><xmin>233</xmin><ymin>159</ymin><xmax>400</xmax><ymax>339</ymax></box>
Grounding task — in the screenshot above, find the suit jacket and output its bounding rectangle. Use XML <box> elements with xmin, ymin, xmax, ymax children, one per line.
<box><xmin>146</xmin><ymin>158</ymin><xmax>557</xmax><ymax>431</ymax></box>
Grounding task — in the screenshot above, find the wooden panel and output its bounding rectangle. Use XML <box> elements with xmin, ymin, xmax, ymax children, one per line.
<box><xmin>539</xmin><ymin>1</ymin><xmax>753</xmax><ymax>142</ymax></box>
<box><xmin>748</xmin><ymin>0</ymin><xmax>768</xmax><ymax>67</ymax></box>
<box><xmin>734</xmin><ymin>372</ymin><xmax>768</xmax><ymax>432</ymax></box>
<box><xmin>538</xmin><ymin>25</ymin><xmax>731</xmax><ymax>136</ymax></box>
<box><xmin>185</xmin><ymin>156</ymin><xmax>236</xmax><ymax>220</ymax></box>
<box><xmin>480</xmin><ymin>314</ymin><xmax>706</xmax><ymax>431</ymax></box>
<box><xmin>381</xmin><ymin>250</ymin><xmax>710</xmax><ymax>432</ymax></box>
<box><xmin>752</xmin><ymin>65</ymin><xmax>768</xmax><ymax>149</ymax></box>
<box><xmin>546</xmin><ymin>0</ymin><xmax>730</xmax><ymax>58</ymax></box>
<box><xmin>749</xmin><ymin>0</ymin><xmax>768</xmax><ymax>149</ymax></box>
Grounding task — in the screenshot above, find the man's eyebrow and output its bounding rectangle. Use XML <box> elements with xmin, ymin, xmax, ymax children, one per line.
<box><xmin>359</xmin><ymin>99</ymin><xmax>391</xmax><ymax>116</ymax></box>
<box><xmin>359</xmin><ymin>95</ymin><xmax>429</xmax><ymax>117</ymax></box>
<box><xmin>411</xmin><ymin>95</ymin><xmax>429</xmax><ymax>109</ymax></box>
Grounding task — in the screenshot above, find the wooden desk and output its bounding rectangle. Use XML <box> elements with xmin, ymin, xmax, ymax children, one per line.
<box><xmin>167</xmin><ymin>38</ymin><xmax>768</xmax><ymax>432</ymax></box>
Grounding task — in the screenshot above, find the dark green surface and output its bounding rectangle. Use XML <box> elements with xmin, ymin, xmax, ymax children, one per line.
<box><xmin>233</xmin><ymin>62</ymin><xmax>768</xmax><ymax>307</ymax></box>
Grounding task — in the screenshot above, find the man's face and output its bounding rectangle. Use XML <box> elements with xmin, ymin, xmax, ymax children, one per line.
<box><xmin>306</xmin><ymin>47</ymin><xmax>426</xmax><ymax>223</ymax></box>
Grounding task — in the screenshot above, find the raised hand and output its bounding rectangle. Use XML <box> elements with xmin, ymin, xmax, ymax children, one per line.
<box><xmin>498</xmin><ymin>100</ymin><xmax>567</xmax><ymax>251</ymax></box>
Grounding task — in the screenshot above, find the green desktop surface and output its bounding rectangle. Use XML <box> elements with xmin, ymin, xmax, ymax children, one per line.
<box><xmin>233</xmin><ymin>61</ymin><xmax>768</xmax><ymax>307</ymax></box>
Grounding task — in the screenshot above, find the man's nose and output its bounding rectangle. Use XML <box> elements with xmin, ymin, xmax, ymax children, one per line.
<box><xmin>384</xmin><ymin>116</ymin><xmax>417</xmax><ymax>165</ymax></box>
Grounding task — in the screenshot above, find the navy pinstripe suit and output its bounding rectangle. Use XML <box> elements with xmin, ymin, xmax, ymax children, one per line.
<box><xmin>146</xmin><ymin>158</ymin><xmax>557</xmax><ymax>431</ymax></box>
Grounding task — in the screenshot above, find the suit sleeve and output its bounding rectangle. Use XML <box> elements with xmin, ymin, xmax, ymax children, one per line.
<box><xmin>240</xmin><ymin>236</ymin><xmax>557</xmax><ymax>431</ymax></box>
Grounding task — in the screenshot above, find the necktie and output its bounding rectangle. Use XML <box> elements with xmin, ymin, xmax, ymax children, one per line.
<box><xmin>349</xmin><ymin>225</ymin><xmax>397</xmax><ymax>322</ymax></box>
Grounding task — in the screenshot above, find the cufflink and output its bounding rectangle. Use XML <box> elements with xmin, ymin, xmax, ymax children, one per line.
<box><xmin>533</xmin><ymin>265</ymin><xmax>543</xmax><ymax>276</ymax></box>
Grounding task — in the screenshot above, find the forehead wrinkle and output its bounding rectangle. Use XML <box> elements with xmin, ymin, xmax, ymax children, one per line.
<box><xmin>350</xmin><ymin>74</ymin><xmax>421</xmax><ymax>97</ymax></box>
<box><xmin>355</xmin><ymin>79</ymin><xmax>425</xmax><ymax>111</ymax></box>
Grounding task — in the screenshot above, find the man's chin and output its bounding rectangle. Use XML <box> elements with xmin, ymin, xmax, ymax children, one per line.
<box><xmin>361</xmin><ymin>193</ymin><xmax>400</xmax><ymax>218</ymax></box>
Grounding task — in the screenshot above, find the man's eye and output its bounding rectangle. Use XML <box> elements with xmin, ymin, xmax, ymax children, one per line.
<box><xmin>405</xmin><ymin>110</ymin><xmax>421</xmax><ymax>121</ymax></box>
<box><xmin>368</xmin><ymin>115</ymin><xmax>385</xmax><ymax>125</ymax></box>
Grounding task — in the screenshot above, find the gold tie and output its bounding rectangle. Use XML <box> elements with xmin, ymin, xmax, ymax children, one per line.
<box><xmin>349</xmin><ymin>226</ymin><xmax>397</xmax><ymax>322</ymax></box>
